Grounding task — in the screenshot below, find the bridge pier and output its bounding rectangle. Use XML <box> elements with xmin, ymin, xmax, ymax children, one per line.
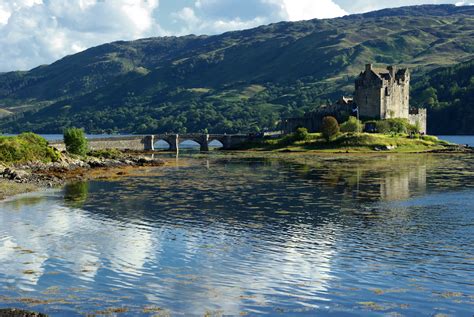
<box><xmin>221</xmin><ymin>135</ymin><xmax>233</xmax><ymax>150</ymax></box>
<box><xmin>199</xmin><ymin>134</ymin><xmax>210</xmax><ymax>152</ymax></box>
<box><xmin>144</xmin><ymin>135</ymin><xmax>154</xmax><ymax>151</ymax></box>
<box><xmin>168</xmin><ymin>134</ymin><xmax>179</xmax><ymax>152</ymax></box>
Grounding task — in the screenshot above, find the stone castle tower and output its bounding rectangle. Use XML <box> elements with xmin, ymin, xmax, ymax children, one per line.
<box><xmin>354</xmin><ymin>64</ymin><xmax>410</xmax><ymax>119</ymax></box>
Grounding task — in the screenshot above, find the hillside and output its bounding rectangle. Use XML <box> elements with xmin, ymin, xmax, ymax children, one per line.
<box><xmin>0</xmin><ymin>4</ymin><xmax>473</xmax><ymax>134</ymax></box>
<box><xmin>412</xmin><ymin>58</ymin><xmax>474</xmax><ymax>134</ymax></box>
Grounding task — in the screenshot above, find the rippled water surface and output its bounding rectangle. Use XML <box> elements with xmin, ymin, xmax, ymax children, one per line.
<box><xmin>0</xmin><ymin>154</ymin><xmax>473</xmax><ymax>316</ymax></box>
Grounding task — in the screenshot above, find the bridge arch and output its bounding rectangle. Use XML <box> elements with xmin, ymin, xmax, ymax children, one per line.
<box><xmin>153</xmin><ymin>139</ymin><xmax>172</xmax><ymax>150</ymax></box>
<box><xmin>207</xmin><ymin>138</ymin><xmax>224</xmax><ymax>149</ymax></box>
<box><xmin>143</xmin><ymin>133</ymin><xmax>250</xmax><ymax>152</ymax></box>
<box><xmin>178</xmin><ymin>139</ymin><xmax>202</xmax><ymax>150</ymax></box>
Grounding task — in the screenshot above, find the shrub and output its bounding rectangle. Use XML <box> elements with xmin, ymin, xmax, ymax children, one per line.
<box><xmin>340</xmin><ymin>116</ymin><xmax>363</xmax><ymax>133</ymax></box>
<box><xmin>293</xmin><ymin>127</ymin><xmax>310</xmax><ymax>141</ymax></box>
<box><xmin>0</xmin><ymin>133</ymin><xmax>60</xmax><ymax>164</ymax></box>
<box><xmin>64</xmin><ymin>128</ymin><xmax>88</xmax><ymax>156</ymax></box>
<box><xmin>278</xmin><ymin>127</ymin><xmax>311</xmax><ymax>146</ymax></box>
<box><xmin>321</xmin><ymin>116</ymin><xmax>340</xmax><ymax>141</ymax></box>
<box><xmin>375</xmin><ymin>118</ymin><xmax>411</xmax><ymax>134</ymax></box>
<box><xmin>375</xmin><ymin>120</ymin><xmax>390</xmax><ymax>134</ymax></box>
<box><xmin>385</xmin><ymin>118</ymin><xmax>409</xmax><ymax>134</ymax></box>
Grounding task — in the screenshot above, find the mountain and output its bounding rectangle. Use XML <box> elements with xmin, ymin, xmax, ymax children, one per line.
<box><xmin>1</xmin><ymin>4</ymin><xmax>473</xmax><ymax>134</ymax></box>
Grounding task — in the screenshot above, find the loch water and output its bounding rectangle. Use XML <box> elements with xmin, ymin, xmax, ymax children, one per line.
<box><xmin>0</xmin><ymin>154</ymin><xmax>473</xmax><ymax>316</ymax></box>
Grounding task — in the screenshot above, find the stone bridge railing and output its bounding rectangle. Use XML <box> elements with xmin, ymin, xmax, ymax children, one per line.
<box><xmin>49</xmin><ymin>134</ymin><xmax>254</xmax><ymax>152</ymax></box>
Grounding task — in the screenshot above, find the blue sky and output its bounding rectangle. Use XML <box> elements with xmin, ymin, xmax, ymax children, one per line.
<box><xmin>0</xmin><ymin>0</ymin><xmax>470</xmax><ymax>72</ymax></box>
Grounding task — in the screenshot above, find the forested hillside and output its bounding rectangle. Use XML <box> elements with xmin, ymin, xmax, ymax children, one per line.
<box><xmin>412</xmin><ymin>59</ymin><xmax>474</xmax><ymax>134</ymax></box>
<box><xmin>0</xmin><ymin>4</ymin><xmax>473</xmax><ymax>134</ymax></box>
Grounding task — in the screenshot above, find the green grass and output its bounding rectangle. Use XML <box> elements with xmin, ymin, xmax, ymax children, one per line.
<box><xmin>238</xmin><ymin>133</ymin><xmax>449</xmax><ymax>153</ymax></box>
<box><xmin>0</xmin><ymin>133</ymin><xmax>60</xmax><ymax>164</ymax></box>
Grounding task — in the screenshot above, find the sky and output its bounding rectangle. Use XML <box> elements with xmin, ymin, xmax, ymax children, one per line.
<box><xmin>0</xmin><ymin>0</ymin><xmax>471</xmax><ymax>72</ymax></box>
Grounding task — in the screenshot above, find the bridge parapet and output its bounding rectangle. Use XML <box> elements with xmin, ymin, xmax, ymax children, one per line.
<box><xmin>49</xmin><ymin>134</ymin><xmax>254</xmax><ymax>152</ymax></box>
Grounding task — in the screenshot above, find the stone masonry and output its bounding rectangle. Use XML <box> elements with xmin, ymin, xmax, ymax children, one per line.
<box><xmin>354</xmin><ymin>64</ymin><xmax>410</xmax><ymax>120</ymax></box>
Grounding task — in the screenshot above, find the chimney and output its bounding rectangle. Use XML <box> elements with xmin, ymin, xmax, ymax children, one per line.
<box><xmin>365</xmin><ymin>64</ymin><xmax>373</xmax><ymax>72</ymax></box>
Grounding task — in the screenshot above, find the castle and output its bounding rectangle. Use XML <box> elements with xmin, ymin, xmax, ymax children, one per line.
<box><xmin>282</xmin><ymin>64</ymin><xmax>427</xmax><ymax>134</ymax></box>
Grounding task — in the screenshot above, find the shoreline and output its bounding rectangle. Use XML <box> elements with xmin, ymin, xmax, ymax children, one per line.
<box><xmin>0</xmin><ymin>153</ymin><xmax>169</xmax><ymax>202</ymax></box>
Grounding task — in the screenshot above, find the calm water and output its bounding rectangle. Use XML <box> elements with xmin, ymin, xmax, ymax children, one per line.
<box><xmin>0</xmin><ymin>154</ymin><xmax>473</xmax><ymax>316</ymax></box>
<box><xmin>437</xmin><ymin>135</ymin><xmax>474</xmax><ymax>147</ymax></box>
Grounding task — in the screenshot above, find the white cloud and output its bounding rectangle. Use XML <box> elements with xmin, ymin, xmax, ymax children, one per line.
<box><xmin>334</xmin><ymin>0</ymin><xmax>465</xmax><ymax>13</ymax></box>
<box><xmin>268</xmin><ymin>0</ymin><xmax>347</xmax><ymax>20</ymax></box>
<box><xmin>0</xmin><ymin>0</ymin><xmax>162</xmax><ymax>72</ymax></box>
<box><xmin>173</xmin><ymin>0</ymin><xmax>346</xmax><ymax>35</ymax></box>
<box><xmin>0</xmin><ymin>0</ymin><xmax>468</xmax><ymax>72</ymax></box>
<box><xmin>173</xmin><ymin>5</ymin><xmax>268</xmax><ymax>35</ymax></box>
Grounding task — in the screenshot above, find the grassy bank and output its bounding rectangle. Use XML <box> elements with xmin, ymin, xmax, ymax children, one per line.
<box><xmin>236</xmin><ymin>132</ymin><xmax>451</xmax><ymax>153</ymax></box>
<box><xmin>0</xmin><ymin>133</ymin><xmax>60</xmax><ymax>164</ymax></box>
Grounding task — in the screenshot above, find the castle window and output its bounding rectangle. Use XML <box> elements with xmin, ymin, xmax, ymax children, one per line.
<box><xmin>385</xmin><ymin>87</ymin><xmax>390</xmax><ymax>96</ymax></box>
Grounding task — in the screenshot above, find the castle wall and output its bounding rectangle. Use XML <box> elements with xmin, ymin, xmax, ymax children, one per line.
<box><xmin>408</xmin><ymin>109</ymin><xmax>427</xmax><ymax>134</ymax></box>
<box><xmin>355</xmin><ymin>64</ymin><xmax>410</xmax><ymax>120</ymax></box>
<box><xmin>383</xmin><ymin>74</ymin><xmax>410</xmax><ymax>119</ymax></box>
<box><xmin>354</xmin><ymin>72</ymin><xmax>383</xmax><ymax>119</ymax></box>
<box><xmin>355</xmin><ymin>86</ymin><xmax>383</xmax><ymax>118</ymax></box>
<box><xmin>282</xmin><ymin>103</ymin><xmax>352</xmax><ymax>134</ymax></box>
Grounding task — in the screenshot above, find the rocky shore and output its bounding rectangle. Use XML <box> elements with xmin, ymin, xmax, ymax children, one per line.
<box><xmin>0</xmin><ymin>153</ymin><xmax>165</xmax><ymax>201</ymax></box>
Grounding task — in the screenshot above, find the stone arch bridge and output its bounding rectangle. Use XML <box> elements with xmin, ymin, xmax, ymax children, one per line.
<box><xmin>50</xmin><ymin>134</ymin><xmax>255</xmax><ymax>152</ymax></box>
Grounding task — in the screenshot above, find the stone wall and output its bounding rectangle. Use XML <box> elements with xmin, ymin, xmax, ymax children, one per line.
<box><xmin>408</xmin><ymin>108</ymin><xmax>427</xmax><ymax>134</ymax></box>
<box><xmin>282</xmin><ymin>103</ymin><xmax>351</xmax><ymax>134</ymax></box>
<box><xmin>354</xmin><ymin>67</ymin><xmax>383</xmax><ymax>118</ymax></box>
<box><xmin>383</xmin><ymin>68</ymin><xmax>410</xmax><ymax>119</ymax></box>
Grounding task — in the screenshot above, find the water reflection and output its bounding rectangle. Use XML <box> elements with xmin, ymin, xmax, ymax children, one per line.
<box><xmin>0</xmin><ymin>154</ymin><xmax>472</xmax><ymax>316</ymax></box>
<box><xmin>64</xmin><ymin>182</ymin><xmax>89</xmax><ymax>208</ymax></box>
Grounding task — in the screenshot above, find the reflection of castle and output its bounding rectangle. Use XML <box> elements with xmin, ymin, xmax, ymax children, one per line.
<box><xmin>282</xmin><ymin>64</ymin><xmax>427</xmax><ymax>134</ymax></box>
<box><xmin>379</xmin><ymin>159</ymin><xmax>427</xmax><ymax>201</ymax></box>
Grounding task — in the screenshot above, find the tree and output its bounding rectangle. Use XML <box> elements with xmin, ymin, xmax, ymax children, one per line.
<box><xmin>321</xmin><ymin>116</ymin><xmax>339</xmax><ymax>141</ymax></box>
<box><xmin>64</xmin><ymin>127</ymin><xmax>88</xmax><ymax>156</ymax></box>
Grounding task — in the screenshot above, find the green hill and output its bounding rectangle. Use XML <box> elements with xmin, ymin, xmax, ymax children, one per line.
<box><xmin>0</xmin><ymin>4</ymin><xmax>473</xmax><ymax>134</ymax></box>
